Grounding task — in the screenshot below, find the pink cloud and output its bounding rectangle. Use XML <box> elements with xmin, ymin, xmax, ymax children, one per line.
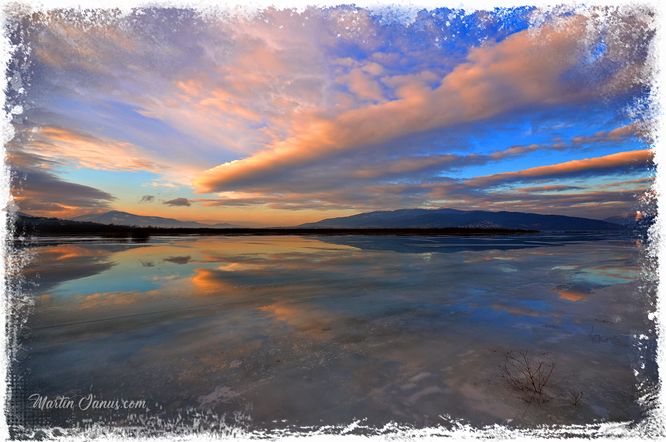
<box><xmin>194</xmin><ymin>15</ymin><xmax>643</xmax><ymax>193</ymax></box>
<box><xmin>24</xmin><ymin>126</ymin><xmax>160</xmax><ymax>172</ymax></box>
<box><xmin>344</xmin><ymin>68</ymin><xmax>384</xmax><ymax>101</ymax></box>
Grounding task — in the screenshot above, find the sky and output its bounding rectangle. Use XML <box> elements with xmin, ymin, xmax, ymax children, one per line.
<box><xmin>6</xmin><ymin>6</ymin><xmax>656</xmax><ymax>226</ymax></box>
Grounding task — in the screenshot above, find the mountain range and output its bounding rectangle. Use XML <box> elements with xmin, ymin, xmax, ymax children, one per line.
<box><xmin>71</xmin><ymin>210</ymin><xmax>237</xmax><ymax>228</ymax></box>
<box><xmin>14</xmin><ymin>208</ymin><xmax>636</xmax><ymax>231</ymax></box>
<box><xmin>299</xmin><ymin>208</ymin><xmax>623</xmax><ymax>231</ymax></box>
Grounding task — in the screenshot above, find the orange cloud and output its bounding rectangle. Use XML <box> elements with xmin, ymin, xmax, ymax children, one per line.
<box><xmin>199</xmin><ymin>89</ymin><xmax>263</xmax><ymax>122</ymax></box>
<box><xmin>467</xmin><ymin>150</ymin><xmax>653</xmax><ymax>187</ymax></box>
<box><xmin>344</xmin><ymin>68</ymin><xmax>384</xmax><ymax>101</ymax></box>
<box><xmin>571</xmin><ymin>122</ymin><xmax>640</xmax><ymax>145</ymax></box>
<box><xmin>25</xmin><ymin>126</ymin><xmax>160</xmax><ymax>172</ymax></box>
<box><xmin>194</xmin><ymin>15</ymin><xmax>640</xmax><ymax>193</ymax></box>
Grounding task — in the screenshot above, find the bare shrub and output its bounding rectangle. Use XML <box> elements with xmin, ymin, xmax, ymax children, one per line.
<box><xmin>567</xmin><ymin>390</ymin><xmax>583</xmax><ymax>407</ymax></box>
<box><xmin>503</xmin><ymin>351</ymin><xmax>555</xmax><ymax>404</ymax></box>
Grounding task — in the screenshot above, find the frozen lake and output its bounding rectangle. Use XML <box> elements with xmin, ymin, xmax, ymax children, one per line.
<box><xmin>11</xmin><ymin>233</ymin><xmax>656</xmax><ymax>432</ymax></box>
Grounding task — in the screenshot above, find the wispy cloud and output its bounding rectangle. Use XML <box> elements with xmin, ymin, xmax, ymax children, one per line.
<box><xmin>139</xmin><ymin>195</ymin><xmax>155</xmax><ymax>203</ymax></box>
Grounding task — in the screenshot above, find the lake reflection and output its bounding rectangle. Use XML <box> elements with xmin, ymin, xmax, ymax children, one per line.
<box><xmin>14</xmin><ymin>234</ymin><xmax>655</xmax><ymax>430</ymax></box>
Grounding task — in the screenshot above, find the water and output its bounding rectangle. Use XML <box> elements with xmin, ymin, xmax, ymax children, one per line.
<box><xmin>11</xmin><ymin>233</ymin><xmax>656</xmax><ymax>431</ymax></box>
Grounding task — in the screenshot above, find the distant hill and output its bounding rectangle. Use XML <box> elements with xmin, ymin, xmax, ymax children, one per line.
<box><xmin>299</xmin><ymin>208</ymin><xmax>623</xmax><ymax>231</ymax></box>
<box><xmin>11</xmin><ymin>213</ymin><xmax>536</xmax><ymax>240</ymax></box>
<box><xmin>71</xmin><ymin>210</ymin><xmax>236</xmax><ymax>228</ymax></box>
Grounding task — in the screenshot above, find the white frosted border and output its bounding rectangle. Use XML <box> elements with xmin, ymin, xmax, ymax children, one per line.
<box><xmin>0</xmin><ymin>0</ymin><xmax>663</xmax><ymax>440</ymax></box>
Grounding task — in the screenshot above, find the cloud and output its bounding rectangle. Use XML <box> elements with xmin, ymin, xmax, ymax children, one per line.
<box><xmin>516</xmin><ymin>185</ymin><xmax>583</xmax><ymax>193</ymax></box>
<box><xmin>461</xmin><ymin>189</ymin><xmax>649</xmax><ymax>220</ymax></box>
<box><xmin>22</xmin><ymin>126</ymin><xmax>160</xmax><ymax>172</ymax></box>
<box><xmin>163</xmin><ymin>197</ymin><xmax>191</xmax><ymax>207</ymax></box>
<box><xmin>194</xmin><ymin>12</ymin><xmax>651</xmax><ymax>193</ymax></box>
<box><xmin>467</xmin><ymin>150</ymin><xmax>654</xmax><ymax>188</ymax></box>
<box><xmin>343</xmin><ymin>67</ymin><xmax>385</xmax><ymax>102</ymax></box>
<box><xmin>9</xmin><ymin>151</ymin><xmax>115</xmax><ymax>217</ymax></box>
<box><xmin>139</xmin><ymin>195</ymin><xmax>155</xmax><ymax>203</ymax></box>
<box><xmin>191</xmin><ymin>146</ymin><xmax>654</xmax><ymax>220</ymax></box>
<box><xmin>194</xmin><ymin>180</ymin><xmax>652</xmax><ymax>221</ymax></box>
<box><xmin>350</xmin><ymin>144</ymin><xmax>540</xmax><ymax>180</ymax></box>
<box><xmin>603</xmin><ymin>177</ymin><xmax>654</xmax><ymax>189</ymax></box>
<box><xmin>570</xmin><ymin>122</ymin><xmax>641</xmax><ymax>146</ymax></box>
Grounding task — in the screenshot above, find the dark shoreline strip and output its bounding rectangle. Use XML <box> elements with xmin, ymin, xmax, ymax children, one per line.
<box><xmin>13</xmin><ymin>225</ymin><xmax>538</xmax><ymax>238</ymax></box>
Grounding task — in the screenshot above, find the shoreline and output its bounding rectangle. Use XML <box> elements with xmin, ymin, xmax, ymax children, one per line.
<box><xmin>13</xmin><ymin>225</ymin><xmax>540</xmax><ymax>240</ymax></box>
